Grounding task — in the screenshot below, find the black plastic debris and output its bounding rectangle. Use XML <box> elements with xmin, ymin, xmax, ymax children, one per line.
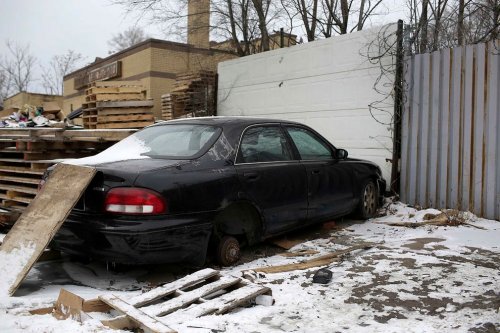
<box><xmin>312</xmin><ymin>268</ymin><xmax>333</xmax><ymax>284</ymax></box>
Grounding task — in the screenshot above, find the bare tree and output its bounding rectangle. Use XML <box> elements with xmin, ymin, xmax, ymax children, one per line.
<box><xmin>110</xmin><ymin>0</ymin><xmax>286</xmax><ymax>55</ymax></box>
<box><xmin>0</xmin><ymin>68</ymin><xmax>9</xmax><ymax>101</ymax></box>
<box><xmin>289</xmin><ymin>0</ymin><xmax>384</xmax><ymax>39</ymax></box>
<box><xmin>41</xmin><ymin>50</ymin><xmax>84</xmax><ymax>95</ymax></box>
<box><xmin>107</xmin><ymin>26</ymin><xmax>149</xmax><ymax>54</ymax></box>
<box><xmin>0</xmin><ymin>40</ymin><xmax>36</xmax><ymax>94</ymax></box>
<box><xmin>406</xmin><ymin>0</ymin><xmax>499</xmax><ymax>54</ymax></box>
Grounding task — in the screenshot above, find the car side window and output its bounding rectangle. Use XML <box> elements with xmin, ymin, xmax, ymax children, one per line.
<box><xmin>286</xmin><ymin>127</ymin><xmax>333</xmax><ymax>160</ymax></box>
<box><xmin>238</xmin><ymin>126</ymin><xmax>293</xmax><ymax>163</ymax></box>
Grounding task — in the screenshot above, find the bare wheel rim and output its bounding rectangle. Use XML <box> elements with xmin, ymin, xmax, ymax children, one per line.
<box><xmin>224</xmin><ymin>240</ymin><xmax>240</xmax><ymax>264</ymax></box>
<box><xmin>363</xmin><ymin>182</ymin><xmax>377</xmax><ymax>216</ymax></box>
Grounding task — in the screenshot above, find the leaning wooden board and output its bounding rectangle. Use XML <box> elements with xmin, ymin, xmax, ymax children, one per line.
<box><xmin>0</xmin><ymin>163</ymin><xmax>96</xmax><ymax>296</ymax></box>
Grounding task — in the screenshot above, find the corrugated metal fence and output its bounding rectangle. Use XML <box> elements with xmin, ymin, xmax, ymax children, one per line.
<box><xmin>401</xmin><ymin>40</ymin><xmax>499</xmax><ymax>220</ymax></box>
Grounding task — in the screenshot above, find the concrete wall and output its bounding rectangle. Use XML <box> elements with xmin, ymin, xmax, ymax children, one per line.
<box><xmin>217</xmin><ymin>24</ymin><xmax>398</xmax><ymax>187</ymax></box>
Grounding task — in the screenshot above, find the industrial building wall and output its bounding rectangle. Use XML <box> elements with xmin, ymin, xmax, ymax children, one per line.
<box><xmin>217</xmin><ymin>24</ymin><xmax>398</xmax><ymax>187</ymax></box>
<box><xmin>401</xmin><ymin>41</ymin><xmax>500</xmax><ymax>220</ymax></box>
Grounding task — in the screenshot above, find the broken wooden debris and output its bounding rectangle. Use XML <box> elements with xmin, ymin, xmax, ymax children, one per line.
<box><xmin>29</xmin><ymin>268</ymin><xmax>272</xmax><ymax>333</ymax></box>
<box><xmin>279</xmin><ymin>249</ymin><xmax>319</xmax><ymax>257</ymax></box>
<box><xmin>375</xmin><ymin>210</ymin><xmax>486</xmax><ymax>230</ymax></box>
<box><xmin>0</xmin><ymin>164</ymin><xmax>96</xmax><ymax>296</ymax></box>
<box><xmin>100</xmin><ymin>268</ymin><xmax>271</xmax><ymax>330</ymax></box>
<box><xmin>249</xmin><ymin>243</ymin><xmax>376</xmax><ymax>274</ymax></box>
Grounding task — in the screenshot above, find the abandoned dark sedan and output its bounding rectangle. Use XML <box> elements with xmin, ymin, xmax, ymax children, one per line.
<box><xmin>51</xmin><ymin>117</ymin><xmax>385</xmax><ymax>266</ymax></box>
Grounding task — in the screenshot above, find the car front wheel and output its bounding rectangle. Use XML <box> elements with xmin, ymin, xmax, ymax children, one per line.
<box><xmin>355</xmin><ymin>180</ymin><xmax>378</xmax><ymax>219</ymax></box>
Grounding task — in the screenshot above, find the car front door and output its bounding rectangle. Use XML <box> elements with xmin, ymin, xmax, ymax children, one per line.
<box><xmin>284</xmin><ymin>126</ymin><xmax>355</xmax><ymax>222</ymax></box>
<box><xmin>235</xmin><ymin>125</ymin><xmax>308</xmax><ymax>235</ymax></box>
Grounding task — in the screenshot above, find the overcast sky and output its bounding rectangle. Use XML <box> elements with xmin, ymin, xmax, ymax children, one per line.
<box><xmin>0</xmin><ymin>0</ymin><xmax>405</xmax><ymax>95</ymax></box>
<box><xmin>0</xmin><ymin>0</ymin><xmax>163</xmax><ymax>94</ymax></box>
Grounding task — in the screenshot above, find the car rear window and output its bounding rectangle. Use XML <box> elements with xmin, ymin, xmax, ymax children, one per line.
<box><xmin>135</xmin><ymin>124</ymin><xmax>221</xmax><ymax>159</ymax></box>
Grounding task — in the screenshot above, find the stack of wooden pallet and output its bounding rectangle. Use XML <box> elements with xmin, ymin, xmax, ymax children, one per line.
<box><xmin>82</xmin><ymin>81</ymin><xmax>154</xmax><ymax>129</ymax></box>
<box><xmin>0</xmin><ymin>128</ymin><xmax>134</xmax><ymax>221</ymax></box>
<box><xmin>161</xmin><ymin>70</ymin><xmax>216</xmax><ymax>120</ymax></box>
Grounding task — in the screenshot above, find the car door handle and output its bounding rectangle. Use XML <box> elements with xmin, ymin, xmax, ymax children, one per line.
<box><xmin>243</xmin><ymin>172</ymin><xmax>260</xmax><ymax>181</ymax></box>
<box><xmin>311</xmin><ymin>169</ymin><xmax>320</xmax><ymax>175</ymax></box>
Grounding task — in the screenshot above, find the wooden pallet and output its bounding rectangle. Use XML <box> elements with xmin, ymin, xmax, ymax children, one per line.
<box><xmin>98</xmin><ymin>268</ymin><xmax>272</xmax><ymax>332</ymax></box>
<box><xmin>81</xmin><ymin>82</ymin><xmax>154</xmax><ymax>130</ymax></box>
<box><xmin>161</xmin><ymin>71</ymin><xmax>216</xmax><ymax>120</ymax></box>
<box><xmin>0</xmin><ymin>128</ymin><xmax>134</xmax><ymax>215</ymax></box>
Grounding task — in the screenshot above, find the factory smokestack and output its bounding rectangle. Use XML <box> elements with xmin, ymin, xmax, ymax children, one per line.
<box><xmin>187</xmin><ymin>0</ymin><xmax>210</xmax><ymax>48</ymax></box>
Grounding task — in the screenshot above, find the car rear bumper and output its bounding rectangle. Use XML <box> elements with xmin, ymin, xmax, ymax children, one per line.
<box><xmin>51</xmin><ymin>211</ymin><xmax>214</xmax><ymax>265</ymax></box>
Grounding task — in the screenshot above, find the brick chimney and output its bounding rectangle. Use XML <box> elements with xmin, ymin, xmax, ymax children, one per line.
<box><xmin>187</xmin><ymin>0</ymin><xmax>210</xmax><ymax>49</ymax></box>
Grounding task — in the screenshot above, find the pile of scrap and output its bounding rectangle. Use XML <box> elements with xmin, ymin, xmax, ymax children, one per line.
<box><xmin>82</xmin><ymin>81</ymin><xmax>154</xmax><ymax>129</ymax></box>
<box><xmin>375</xmin><ymin>210</ymin><xmax>486</xmax><ymax>229</ymax></box>
<box><xmin>0</xmin><ymin>102</ymin><xmax>64</xmax><ymax>128</ymax></box>
<box><xmin>29</xmin><ymin>268</ymin><xmax>272</xmax><ymax>333</ymax></box>
<box><xmin>0</xmin><ymin>128</ymin><xmax>134</xmax><ymax>224</ymax></box>
<box><xmin>161</xmin><ymin>70</ymin><xmax>216</xmax><ymax>120</ymax></box>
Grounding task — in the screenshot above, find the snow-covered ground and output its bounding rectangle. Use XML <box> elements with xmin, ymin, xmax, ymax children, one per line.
<box><xmin>0</xmin><ymin>202</ymin><xmax>499</xmax><ymax>333</ymax></box>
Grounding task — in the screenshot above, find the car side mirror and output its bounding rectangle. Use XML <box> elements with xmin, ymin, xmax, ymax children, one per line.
<box><xmin>335</xmin><ymin>149</ymin><xmax>348</xmax><ymax>159</ymax></box>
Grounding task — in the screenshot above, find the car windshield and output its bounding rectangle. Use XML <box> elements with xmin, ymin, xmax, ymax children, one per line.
<box><xmin>135</xmin><ymin>123</ymin><xmax>221</xmax><ymax>158</ymax></box>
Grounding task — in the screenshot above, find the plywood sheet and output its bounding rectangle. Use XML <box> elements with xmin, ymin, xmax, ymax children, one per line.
<box><xmin>0</xmin><ymin>163</ymin><xmax>96</xmax><ymax>296</ymax></box>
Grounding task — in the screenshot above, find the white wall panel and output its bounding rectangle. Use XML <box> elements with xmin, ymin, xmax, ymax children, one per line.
<box><xmin>218</xmin><ymin>24</ymin><xmax>398</xmax><ymax>186</ymax></box>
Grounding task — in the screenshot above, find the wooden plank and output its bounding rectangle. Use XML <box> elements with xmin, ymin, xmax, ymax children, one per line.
<box><xmin>249</xmin><ymin>243</ymin><xmax>375</xmax><ymax>274</ymax></box>
<box><xmin>0</xmin><ymin>164</ymin><xmax>96</xmax><ymax>296</ymax></box>
<box><xmin>143</xmin><ymin>277</ymin><xmax>241</xmax><ymax>317</ymax></box>
<box><xmin>0</xmin><ymin>184</ymin><xmax>38</xmax><ymax>195</ymax></box>
<box><xmin>0</xmin><ymin>166</ymin><xmax>45</xmax><ymax>175</ymax></box>
<box><xmin>96</xmin><ymin>100</ymin><xmax>154</xmax><ymax>108</ymax></box>
<box><xmin>99</xmin><ymin>295</ymin><xmax>176</xmax><ymax>333</ymax></box>
<box><xmin>62</xmin><ymin>129</ymin><xmax>135</xmax><ymax>141</ymax></box>
<box><xmin>87</xmin><ymin>86</ymin><xmax>145</xmax><ymax>95</ymax></box>
<box><xmin>97</xmin><ymin>107</ymin><xmax>154</xmax><ymax>116</ymax></box>
<box><xmin>0</xmin><ymin>175</ymin><xmax>41</xmax><ymax>185</ymax></box>
<box><xmin>23</xmin><ymin>151</ymin><xmax>93</xmax><ymax>161</ymax></box>
<box><xmin>90</xmin><ymin>93</ymin><xmax>144</xmax><ymax>102</ymax></box>
<box><xmin>130</xmin><ymin>268</ymin><xmax>219</xmax><ymax>307</ymax></box>
<box><xmin>2</xmin><ymin>198</ymin><xmax>31</xmax><ymax>206</ymax></box>
<box><xmin>18</xmin><ymin>140</ymin><xmax>111</xmax><ymax>152</ymax></box>
<box><xmin>93</xmin><ymin>80</ymin><xmax>143</xmax><ymax>88</ymax></box>
<box><xmin>98</xmin><ymin>114</ymin><xmax>154</xmax><ymax>123</ymax></box>
<box><xmin>97</xmin><ymin>121</ymin><xmax>154</xmax><ymax>129</ymax></box>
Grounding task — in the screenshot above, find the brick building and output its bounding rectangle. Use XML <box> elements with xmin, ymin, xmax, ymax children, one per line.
<box><xmin>63</xmin><ymin>39</ymin><xmax>235</xmax><ymax>119</ymax></box>
<box><xmin>63</xmin><ymin>0</ymin><xmax>296</xmax><ymax>119</ymax></box>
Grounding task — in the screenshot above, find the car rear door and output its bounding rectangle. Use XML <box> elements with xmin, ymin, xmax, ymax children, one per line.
<box><xmin>235</xmin><ymin>124</ymin><xmax>308</xmax><ymax>235</ymax></box>
<box><xmin>284</xmin><ymin>125</ymin><xmax>355</xmax><ymax>222</ymax></box>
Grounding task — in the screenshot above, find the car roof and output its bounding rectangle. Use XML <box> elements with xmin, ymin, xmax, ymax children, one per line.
<box><xmin>150</xmin><ymin>116</ymin><xmax>304</xmax><ymax>128</ymax></box>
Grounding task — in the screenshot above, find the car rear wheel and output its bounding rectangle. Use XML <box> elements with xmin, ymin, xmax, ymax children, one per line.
<box><xmin>216</xmin><ymin>235</ymin><xmax>240</xmax><ymax>266</ymax></box>
<box><xmin>355</xmin><ymin>180</ymin><xmax>378</xmax><ymax>219</ymax></box>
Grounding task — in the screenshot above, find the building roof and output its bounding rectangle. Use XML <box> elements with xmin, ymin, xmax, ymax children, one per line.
<box><xmin>64</xmin><ymin>38</ymin><xmax>235</xmax><ymax>80</ymax></box>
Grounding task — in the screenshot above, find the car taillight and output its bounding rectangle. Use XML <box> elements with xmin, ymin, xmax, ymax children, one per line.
<box><xmin>104</xmin><ymin>187</ymin><xmax>166</xmax><ymax>215</ymax></box>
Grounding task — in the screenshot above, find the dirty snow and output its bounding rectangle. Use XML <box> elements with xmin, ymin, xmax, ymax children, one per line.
<box><xmin>0</xmin><ymin>201</ymin><xmax>499</xmax><ymax>332</ymax></box>
<box><xmin>0</xmin><ymin>242</ymin><xmax>37</xmax><ymax>297</ymax></box>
